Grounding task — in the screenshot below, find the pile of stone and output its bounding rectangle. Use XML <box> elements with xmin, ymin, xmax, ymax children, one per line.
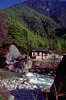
<box><xmin>0</xmin><ymin>44</ymin><xmax>32</xmax><ymax>70</ymax></box>
<box><xmin>0</xmin><ymin>73</ymin><xmax>38</xmax><ymax>91</ymax></box>
<box><xmin>0</xmin><ymin>72</ymin><xmax>50</xmax><ymax>93</ymax></box>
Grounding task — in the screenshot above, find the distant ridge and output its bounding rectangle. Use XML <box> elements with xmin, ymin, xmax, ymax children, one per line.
<box><xmin>23</xmin><ymin>0</ymin><xmax>66</xmax><ymax>27</ymax></box>
<box><xmin>0</xmin><ymin>4</ymin><xmax>58</xmax><ymax>37</ymax></box>
<box><xmin>0</xmin><ymin>1</ymin><xmax>66</xmax><ymax>54</ymax></box>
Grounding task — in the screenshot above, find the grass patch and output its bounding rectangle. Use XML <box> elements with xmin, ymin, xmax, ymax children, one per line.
<box><xmin>0</xmin><ymin>94</ymin><xmax>9</xmax><ymax>100</ymax></box>
<box><xmin>0</xmin><ymin>70</ymin><xmax>22</xmax><ymax>79</ymax></box>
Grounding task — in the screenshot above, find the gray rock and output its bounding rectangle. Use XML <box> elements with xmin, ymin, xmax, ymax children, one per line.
<box><xmin>8</xmin><ymin>94</ymin><xmax>14</xmax><ymax>100</ymax></box>
<box><xmin>6</xmin><ymin>45</ymin><xmax>21</xmax><ymax>65</ymax></box>
<box><xmin>25</xmin><ymin>72</ymin><xmax>33</xmax><ymax>78</ymax></box>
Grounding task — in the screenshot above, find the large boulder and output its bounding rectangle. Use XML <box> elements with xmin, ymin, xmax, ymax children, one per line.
<box><xmin>49</xmin><ymin>54</ymin><xmax>66</xmax><ymax>100</ymax></box>
<box><xmin>0</xmin><ymin>44</ymin><xmax>21</xmax><ymax>69</ymax></box>
<box><xmin>12</xmin><ymin>56</ymin><xmax>32</xmax><ymax>73</ymax></box>
<box><xmin>6</xmin><ymin>45</ymin><xmax>21</xmax><ymax>65</ymax></box>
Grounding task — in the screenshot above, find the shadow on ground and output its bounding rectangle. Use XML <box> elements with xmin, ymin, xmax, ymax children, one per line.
<box><xmin>11</xmin><ymin>88</ymin><xmax>47</xmax><ymax>100</ymax></box>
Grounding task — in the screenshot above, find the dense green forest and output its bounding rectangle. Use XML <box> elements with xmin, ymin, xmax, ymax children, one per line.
<box><xmin>24</xmin><ymin>0</ymin><xmax>66</xmax><ymax>27</ymax></box>
<box><xmin>0</xmin><ymin>3</ymin><xmax>66</xmax><ymax>54</ymax></box>
<box><xmin>0</xmin><ymin>4</ymin><xmax>58</xmax><ymax>37</ymax></box>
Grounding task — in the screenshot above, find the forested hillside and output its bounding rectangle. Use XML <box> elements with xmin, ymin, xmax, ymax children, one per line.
<box><xmin>0</xmin><ymin>13</ymin><xmax>8</xmax><ymax>43</ymax></box>
<box><xmin>0</xmin><ymin>4</ymin><xmax>58</xmax><ymax>37</ymax></box>
<box><xmin>24</xmin><ymin>0</ymin><xmax>66</xmax><ymax>27</ymax></box>
<box><xmin>0</xmin><ymin>2</ymin><xmax>66</xmax><ymax>54</ymax></box>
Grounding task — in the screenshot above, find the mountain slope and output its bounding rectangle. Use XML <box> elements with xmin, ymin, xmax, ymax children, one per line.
<box><xmin>0</xmin><ymin>4</ymin><xmax>58</xmax><ymax>37</ymax></box>
<box><xmin>0</xmin><ymin>3</ymin><xmax>65</xmax><ymax>54</ymax></box>
<box><xmin>0</xmin><ymin>13</ymin><xmax>49</xmax><ymax>53</ymax></box>
<box><xmin>23</xmin><ymin>0</ymin><xmax>66</xmax><ymax>27</ymax></box>
<box><xmin>0</xmin><ymin>13</ymin><xmax>9</xmax><ymax>44</ymax></box>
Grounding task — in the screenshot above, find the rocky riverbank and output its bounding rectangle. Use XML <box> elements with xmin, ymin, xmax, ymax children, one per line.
<box><xmin>0</xmin><ymin>44</ymin><xmax>65</xmax><ymax>100</ymax></box>
<box><xmin>0</xmin><ymin>70</ymin><xmax>54</xmax><ymax>100</ymax></box>
<box><xmin>0</xmin><ymin>71</ymin><xmax>54</xmax><ymax>91</ymax></box>
<box><xmin>0</xmin><ymin>55</ymin><xmax>65</xmax><ymax>100</ymax></box>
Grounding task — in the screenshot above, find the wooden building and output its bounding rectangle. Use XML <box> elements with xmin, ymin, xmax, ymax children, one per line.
<box><xmin>28</xmin><ymin>49</ymin><xmax>51</xmax><ymax>60</ymax></box>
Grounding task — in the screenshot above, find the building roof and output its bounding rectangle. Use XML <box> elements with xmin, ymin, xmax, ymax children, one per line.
<box><xmin>29</xmin><ymin>49</ymin><xmax>52</xmax><ymax>53</ymax></box>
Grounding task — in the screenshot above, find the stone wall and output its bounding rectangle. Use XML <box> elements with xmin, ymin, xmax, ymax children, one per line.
<box><xmin>32</xmin><ymin>60</ymin><xmax>60</xmax><ymax>70</ymax></box>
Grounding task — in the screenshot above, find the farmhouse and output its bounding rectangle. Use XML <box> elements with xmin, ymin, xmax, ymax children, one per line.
<box><xmin>28</xmin><ymin>49</ymin><xmax>52</xmax><ymax>60</ymax></box>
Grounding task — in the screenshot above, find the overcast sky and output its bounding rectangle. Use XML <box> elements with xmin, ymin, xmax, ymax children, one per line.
<box><xmin>0</xmin><ymin>0</ymin><xmax>66</xmax><ymax>10</ymax></box>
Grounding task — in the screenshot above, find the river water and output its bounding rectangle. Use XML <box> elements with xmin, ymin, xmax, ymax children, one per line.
<box><xmin>0</xmin><ymin>70</ymin><xmax>55</xmax><ymax>91</ymax></box>
<box><xmin>29</xmin><ymin>73</ymin><xmax>54</xmax><ymax>91</ymax></box>
<box><xmin>0</xmin><ymin>70</ymin><xmax>56</xmax><ymax>100</ymax></box>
